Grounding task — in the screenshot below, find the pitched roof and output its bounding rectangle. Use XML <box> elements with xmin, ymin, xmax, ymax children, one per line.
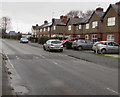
<box><xmin>69</xmin><ymin>17</ymin><xmax>83</xmax><ymax>25</ymax></box>
<box><xmin>32</xmin><ymin>26</ymin><xmax>37</xmax><ymax>30</ymax></box>
<box><xmin>54</xmin><ymin>19</ymin><xmax>66</xmax><ymax>25</ymax></box>
<box><xmin>81</xmin><ymin>16</ymin><xmax>91</xmax><ymax>24</ymax></box>
<box><xmin>103</xmin><ymin>4</ymin><xmax>120</xmax><ymax>18</ymax></box>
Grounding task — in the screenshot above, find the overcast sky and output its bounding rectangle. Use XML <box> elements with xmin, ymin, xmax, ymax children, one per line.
<box><xmin>0</xmin><ymin>0</ymin><xmax>119</xmax><ymax>33</ymax></box>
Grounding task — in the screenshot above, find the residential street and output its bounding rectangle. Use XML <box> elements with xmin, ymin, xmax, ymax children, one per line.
<box><xmin>2</xmin><ymin>39</ymin><xmax>118</xmax><ymax>95</ymax></box>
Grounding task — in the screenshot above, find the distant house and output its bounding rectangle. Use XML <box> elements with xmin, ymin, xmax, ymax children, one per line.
<box><xmin>50</xmin><ymin>16</ymin><xmax>67</xmax><ymax>38</ymax></box>
<box><xmin>9</xmin><ymin>31</ymin><xmax>16</xmax><ymax>36</ymax></box>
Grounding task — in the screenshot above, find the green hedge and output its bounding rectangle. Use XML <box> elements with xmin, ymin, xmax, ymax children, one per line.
<box><xmin>38</xmin><ymin>36</ymin><xmax>50</xmax><ymax>44</ymax></box>
<box><xmin>65</xmin><ymin>41</ymin><xmax>73</xmax><ymax>49</ymax></box>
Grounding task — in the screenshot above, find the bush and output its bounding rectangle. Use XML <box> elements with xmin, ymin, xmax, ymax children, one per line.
<box><xmin>65</xmin><ymin>41</ymin><xmax>73</xmax><ymax>49</ymax></box>
<box><xmin>30</xmin><ymin>37</ymin><xmax>38</xmax><ymax>43</ymax></box>
<box><xmin>38</xmin><ymin>36</ymin><xmax>50</xmax><ymax>44</ymax></box>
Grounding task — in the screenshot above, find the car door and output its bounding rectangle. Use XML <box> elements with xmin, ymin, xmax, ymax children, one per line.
<box><xmin>107</xmin><ymin>42</ymin><xmax>119</xmax><ymax>53</ymax></box>
<box><xmin>85</xmin><ymin>40</ymin><xmax>93</xmax><ymax>50</ymax></box>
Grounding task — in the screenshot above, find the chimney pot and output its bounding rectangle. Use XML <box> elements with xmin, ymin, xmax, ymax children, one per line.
<box><xmin>115</xmin><ymin>1</ymin><xmax>120</xmax><ymax>5</ymax></box>
<box><xmin>96</xmin><ymin>7</ymin><xmax>103</xmax><ymax>12</ymax></box>
<box><xmin>44</xmin><ymin>20</ymin><xmax>48</xmax><ymax>24</ymax></box>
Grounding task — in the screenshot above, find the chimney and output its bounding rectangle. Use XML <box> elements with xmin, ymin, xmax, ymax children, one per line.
<box><xmin>115</xmin><ymin>1</ymin><xmax>120</xmax><ymax>5</ymax></box>
<box><xmin>63</xmin><ymin>16</ymin><xmax>67</xmax><ymax>24</ymax></box>
<box><xmin>44</xmin><ymin>20</ymin><xmax>48</xmax><ymax>24</ymax></box>
<box><xmin>60</xmin><ymin>15</ymin><xmax>64</xmax><ymax>19</ymax></box>
<box><xmin>52</xmin><ymin>18</ymin><xmax>55</xmax><ymax>23</ymax></box>
<box><xmin>96</xmin><ymin>7</ymin><xmax>103</xmax><ymax>12</ymax></box>
<box><xmin>74</xmin><ymin>16</ymin><xmax>79</xmax><ymax>18</ymax></box>
<box><xmin>36</xmin><ymin>24</ymin><xmax>38</xmax><ymax>26</ymax></box>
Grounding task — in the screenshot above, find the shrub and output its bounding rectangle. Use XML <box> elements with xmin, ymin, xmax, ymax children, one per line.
<box><xmin>38</xmin><ymin>36</ymin><xmax>50</xmax><ymax>44</ymax></box>
<box><xmin>65</xmin><ymin>41</ymin><xmax>73</xmax><ymax>49</ymax></box>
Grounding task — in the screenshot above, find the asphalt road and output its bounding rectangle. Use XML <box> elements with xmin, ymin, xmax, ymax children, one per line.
<box><xmin>2</xmin><ymin>39</ymin><xmax>118</xmax><ymax>95</ymax></box>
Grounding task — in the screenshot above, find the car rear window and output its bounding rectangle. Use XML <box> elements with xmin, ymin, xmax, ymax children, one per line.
<box><xmin>51</xmin><ymin>41</ymin><xmax>61</xmax><ymax>44</ymax></box>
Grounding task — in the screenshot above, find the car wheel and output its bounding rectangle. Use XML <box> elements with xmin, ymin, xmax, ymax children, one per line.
<box><xmin>77</xmin><ymin>46</ymin><xmax>83</xmax><ymax>51</ymax></box>
<box><xmin>43</xmin><ymin>46</ymin><xmax>46</xmax><ymax>50</ymax></box>
<box><xmin>101</xmin><ymin>49</ymin><xmax>106</xmax><ymax>54</ymax></box>
<box><xmin>59</xmin><ymin>49</ymin><xmax>63</xmax><ymax>52</ymax></box>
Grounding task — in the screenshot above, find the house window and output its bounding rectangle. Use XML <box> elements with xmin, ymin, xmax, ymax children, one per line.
<box><xmin>53</xmin><ymin>26</ymin><xmax>56</xmax><ymax>30</ymax></box>
<box><xmin>48</xmin><ymin>27</ymin><xmax>50</xmax><ymax>31</ymax></box>
<box><xmin>68</xmin><ymin>25</ymin><xmax>71</xmax><ymax>30</ymax></box>
<box><xmin>79</xmin><ymin>25</ymin><xmax>81</xmax><ymax>29</ymax></box>
<box><xmin>92</xmin><ymin>34</ymin><xmax>97</xmax><ymax>42</ymax></box>
<box><xmin>92</xmin><ymin>21</ymin><xmax>98</xmax><ymax>28</ymax></box>
<box><xmin>107</xmin><ymin>17</ymin><xmax>115</xmax><ymax>26</ymax></box>
<box><xmin>44</xmin><ymin>28</ymin><xmax>46</xmax><ymax>32</ymax></box>
<box><xmin>85</xmin><ymin>35</ymin><xmax>89</xmax><ymax>40</ymax></box>
<box><xmin>107</xmin><ymin>35</ymin><xmax>115</xmax><ymax>42</ymax></box>
<box><xmin>86</xmin><ymin>23</ymin><xmax>89</xmax><ymax>29</ymax></box>
<box><xmin>40</xmin><ymin>29</ymin><xmax>42</xmax><ymax>32</ymax></box>
<box><xmin>77</xmin><ymin>35</ymin><xmax>80</xmax><ymax>38</ymax></box>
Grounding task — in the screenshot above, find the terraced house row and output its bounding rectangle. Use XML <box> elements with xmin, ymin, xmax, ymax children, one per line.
<box><xmin>31</xmin><ymin>1</ymin><xmax>120</xmax><ymax>44</ymax></box>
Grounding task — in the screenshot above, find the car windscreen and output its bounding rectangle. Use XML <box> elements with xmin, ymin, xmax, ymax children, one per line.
<box><xmin>51</xmin><ymin>41</ymin><xmax>61</xmax><ymax>44</ymax></box>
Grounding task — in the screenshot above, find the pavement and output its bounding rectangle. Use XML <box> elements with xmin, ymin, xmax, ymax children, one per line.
<box><xmin>28</xmin><ymin>42</ymin><xmax>119</xmax><ymax>68</ymax></box>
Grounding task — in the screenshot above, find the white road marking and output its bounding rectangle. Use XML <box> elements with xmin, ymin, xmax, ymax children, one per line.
<box><xmin>16</xmin><ymin>56</ymin><xmax>19</xmax><ymax>60</ymax></box>
<box><xmin>106</xmin><ymin>88</ymin><xmax>118</xmax><ymax>94</ymax></box>
<box><xmin>53</xmin><ymin>61</ymin><xmax>58</xmax><ymax>65</ymax></box>
<box><xmin>5</xmin><ymin>54</ymin><xmax>21</xmax><ymax>79</ymax></box>
<box><xmin>39</xmin><ymin>55</ymin><xmax>45</xmax><ymax>58</ymax></box>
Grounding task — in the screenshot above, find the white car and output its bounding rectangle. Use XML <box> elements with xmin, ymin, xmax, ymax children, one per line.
<box><xmin>43</xmin><ymin>39</ymin><xmax>63</xmax><ymax>52</ymax></box>
<box><xmin>92</xmin><ymin>41</ymin><xmax>119</xmax><ymax>54</ymax></box>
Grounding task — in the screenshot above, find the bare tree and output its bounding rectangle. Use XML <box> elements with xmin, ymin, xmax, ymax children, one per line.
<box><xmin>66</xmin><ymin>10</ymin><xmax>94</xmax><ymax>18</ymax></box>
<box><xmin>0</xmin><ymin>16</ymin><xmax>11</xmax><ymax>33</ymax></box>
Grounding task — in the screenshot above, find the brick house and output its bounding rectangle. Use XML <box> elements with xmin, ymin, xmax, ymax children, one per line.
<box><xmin>82</xmin><ymin>7</ymin><xmax>104</xmax><ymax>42</ymax></box>
<box><xmin>102</xmin><ymin>2</ymin><xmax>120</xmax><ymax>44</ymax></box>
<box><xmin>31</xmin><ymin>24</ymin><xmax>40</xmax><ymax>37</ymax></box>
<box><xmin>38</xmin><ymin>21</ymin><xmax>52</xmax><ymax>37</ymax></box>
<box><xmin>50</xmin><ymin>16</ymin><xmax>67</xmax><ymax>38</ymax></box>
<box><xmin>66</xmin><ymin>16</ymin><xmax>83</xmax><ymax>38</ymax></box>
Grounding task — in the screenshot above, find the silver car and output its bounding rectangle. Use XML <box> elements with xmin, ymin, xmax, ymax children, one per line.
<box><xmin>43</xmin><ymin>39</ymin><xmax>63</xmax><ymax>52</ymax></box>
<box><xmin>72</xmin><ymin>39</ymin><xmax>93</xmax><ymax>50</ymax></box>
<box><xmin>92</xmin><ymin>41</ymin><xmax>119</xmax><ymax>54</ymax></box>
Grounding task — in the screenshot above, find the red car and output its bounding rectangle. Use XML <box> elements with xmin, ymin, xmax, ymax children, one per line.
<box><xmin>61</xmin><ymin>37</ymin><xmax>79</xmax><ymax>47</ymax></box>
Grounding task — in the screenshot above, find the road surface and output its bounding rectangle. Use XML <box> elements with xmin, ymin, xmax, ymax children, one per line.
<box><xmin>2</xmin><ymin>39</ymin><xmax>118</xmax><ymax>95</ymax></box>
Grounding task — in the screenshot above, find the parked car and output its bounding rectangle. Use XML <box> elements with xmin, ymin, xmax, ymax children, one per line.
<box><xmin>92</xmin><ymin>41</ymin><xmax>119</xmax><ymax>54</ymax></box>
<box><xmin>20</xmin><ymin>38</ymin><xmax>29</xmax><ymax>43</ymax></box>
<box><xmin>43</xmin><ymin>39</ymin><xmax>63</xmax><ymax>52</ymax></box>
<box><xmin>72</xmin><ymin>39</ymin><xmax>93</xmax><ymax>50</ymax></box>
<box><xmin>61</xmin><ymin>37</ymin><xmax>79</xmax><ymax>47</ymax></box>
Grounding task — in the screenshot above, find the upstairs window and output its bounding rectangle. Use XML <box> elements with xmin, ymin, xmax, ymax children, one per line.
<box><xmin>48</xmin><ymin>27</ymin><xmax>50</xmax><ymax>31</ymax></box>
<box><xmin>40</xmin><ymin>29</ymin><xmax>42</xmax><ymax>32</ymax></box>
<box><xmin>79</xmin><ymin>25</ymin><xmax>81</xmax><ymax>29</ymax></box>
<box><xmin>107</xmin><ymin>17</ymin><xmax>115</xmax><ymax>26</ymax></box>
<box><xmin>86</xmin><ymin>23</ymin><xmax>89</xmax><ymax>29</ymax></box>
<box><xmin>92</xmin><ymin>21</ymin><xmax>98</xmax><ymax>28</ymax></box>
<box><xmin>44</xmin><ymin>28</ymin><xmax>46</xmax><ymax>32</ymax></box>
<box><xmin>68</xmin><ymin>25</ymin><xmax>71</xmax><ymax>30</ymax></box>
<box><xmin>53</xmin><ymin>26</ymin><xmax>56</xmax><ymax>30</ymax></box>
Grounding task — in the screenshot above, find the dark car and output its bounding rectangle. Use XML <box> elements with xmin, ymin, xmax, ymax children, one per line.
<box><xmin>72</xmin><ymin>39</ymin><xmax>93</xmax><ymax>50</ymax></box>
